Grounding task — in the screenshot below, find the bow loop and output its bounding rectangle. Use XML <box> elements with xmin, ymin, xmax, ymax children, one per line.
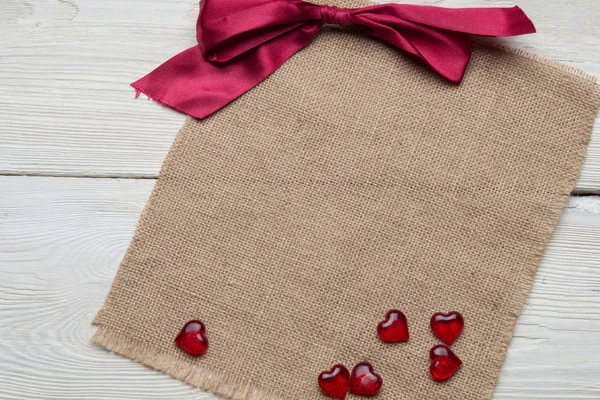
<box><xmin>132</xmin><ymin>0</ymin><xmax>536</xmax><ymax>119</ymax></box>
<box><xmin>197</xmin><ymin>0</ymin><xmax>322</xmax><ymax>63</ymax></box>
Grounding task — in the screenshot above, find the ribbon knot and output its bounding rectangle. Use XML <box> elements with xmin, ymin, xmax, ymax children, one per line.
<box><xmin>320</xmin><ymin>5</ymin><xmax>352</xmax><ymax>26</ymax></box>
<box><xmin>132</xmin><ymin>0</ymin><xmax>536</xmax><ymax>120</ymax></box>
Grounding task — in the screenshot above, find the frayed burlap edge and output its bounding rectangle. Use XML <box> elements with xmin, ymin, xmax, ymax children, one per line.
<box><xmin>477</xmin><ymin>38</ymin><xmax>598</xmax><ymax>84</ymax></box>
<box><xmin>92</xmin><ymin>327</ymin><xmax>283</xmax><ymax>400</ymax></box>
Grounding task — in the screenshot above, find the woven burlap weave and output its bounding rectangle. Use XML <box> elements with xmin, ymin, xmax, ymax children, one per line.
<box><xmin>93</xmin><ymin>0</ymin><xmax>600</xmax><ymax>398</ymax></box>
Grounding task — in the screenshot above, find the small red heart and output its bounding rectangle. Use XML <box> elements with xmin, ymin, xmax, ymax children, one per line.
<box><xmin>430</xmin><ymin>311</ymin><xmax>464</xmax><ymax>345</ymax></box>
<box><xmin>429</xmin><ymin>344</ymin><xmax>462</xmax><ymax>382</ymax></box>
<box><xmin>349</xmin><ymin>362</ymin><xmax>383</xmax><ymax>396</ymax></box>
<box><xmin>174</xmin><ymin>320</ymin><xmax>208</xmax><ymax>356</ymax></box>
<box><xmin>377</xmin><ymin>309</ymin><xmax>409</xmax><ymax>343</ymax></box>
<box><xmin>318</xmin><ymin>364</ymin><xmax>350</xmax><ymax>399</ymax></box>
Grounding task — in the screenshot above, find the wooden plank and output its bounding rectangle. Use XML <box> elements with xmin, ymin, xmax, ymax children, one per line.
<box><xmin>0</xmin><ymin>177</ymin><xmax>211</xmax><ymax>400</ymax></box>
<box><xmin>0</xmin><ymin>176</ymin><xmax>599</xmax><ymax>399</ymax></box>
<box><xmin>0</xmin><ymin>0</ymin><xmax>599</xmax><ymax>191</ymax></box>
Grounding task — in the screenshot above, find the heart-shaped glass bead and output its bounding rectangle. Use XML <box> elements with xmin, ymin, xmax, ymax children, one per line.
<box><xmin>318</xmin><ymin>364</ymin><xmax>350</xmax><ymax>399</ymax></box>
<box><xmin>429</xmin><ymin>344</ymin><xmax>462</xmax><ymax>382</ymax></box>
<box><xmin>377</xmin><ymin>309</ymin><xmax>409</xmax><ymax>343</ymax></box>
<box><xmin>430</xmin><ymin>311</ymin><xmax>464</xmax><ymax>345</ymax></box>
<box><xmin>174</xmin><ymin>320</ymin><xmax>209</xmax><ymax>356</ymax></box>
<box><xmin>349</xmin><ymin>362</ymin><xmax>383</xmax><ymax>396</ymax></box>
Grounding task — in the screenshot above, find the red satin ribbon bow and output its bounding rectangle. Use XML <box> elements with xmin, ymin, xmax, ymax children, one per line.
<box><xmin>133</xmin><ymin>0</ymin><xmax>535</xmax><ymax>119</ymax></box>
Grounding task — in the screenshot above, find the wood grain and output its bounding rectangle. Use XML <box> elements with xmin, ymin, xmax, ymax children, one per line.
<box><xmin>0</xmin><ymin>0</ymin><xmax>599</xmax><ymax>191</ymax></box>
<box><xmin>0</xmin><ymin>176</ymin><xmax>599</xmax><ymax>399</ymax></box>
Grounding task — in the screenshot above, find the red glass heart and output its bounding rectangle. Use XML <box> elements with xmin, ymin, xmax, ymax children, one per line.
<box><xmin>430</xmin><ymin>311</ymin><xmax>464</xmax><ymax>345</ymax></box>
<box><xmin>377</xmin><ymin>309</ymin><xmax>409</xmax><ymax>343</ymax></box>
<box><xmin>318</xmin><ymin>364</ymin><xmax>350</xmax><ymax>399</ymax></box>
<box><xmin>174</xmin><ymin>320</ymin><xmax>208</xmax><ymax>356</ymax></box>
<box><xmin>429</xmin><ymin>344</ymin><xmax>462</xmax><ymax>382</ymax></box>
<box><xmin>349</xmin><ymin>362</ymin><xmax>383</xmax><ymax>396</ymax></box>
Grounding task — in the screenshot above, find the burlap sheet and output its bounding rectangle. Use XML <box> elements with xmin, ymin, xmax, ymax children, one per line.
<box><xmin>93</xmin><ymin>0</ymin><xmax>600</xmax><ymax>398</ymax></box>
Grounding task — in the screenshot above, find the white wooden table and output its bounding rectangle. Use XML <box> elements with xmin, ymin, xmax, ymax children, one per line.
<box><xmin>1</xmin><ymin>0</ymin><xmax>599</xmax><ymax>399</ymax></box>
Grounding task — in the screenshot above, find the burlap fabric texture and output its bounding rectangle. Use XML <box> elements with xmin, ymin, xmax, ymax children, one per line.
<box><xmin>92</xmin><ymin>0</ymin><xmax>600</xmax><ymax>398</ymax></box>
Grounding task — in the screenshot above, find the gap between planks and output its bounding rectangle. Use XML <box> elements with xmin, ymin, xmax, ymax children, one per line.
<box><xmin>1</xmin><ymin>173</ymin><xmax>599</xmax><ymax>196</ymax></box>
<box><xmin>0</xmin><ymin>172</ymin><xmax>158</xmax><ymax>180</ymax></box>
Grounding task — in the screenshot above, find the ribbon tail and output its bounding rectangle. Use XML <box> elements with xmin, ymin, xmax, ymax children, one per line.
<box><xmin>408</xmin><ymin>30</ymin><xmax>472</xmax><ymax>83</ymax></box>
<box><xmin>381</xmin><ymin>4</ymin><xmax>536</xmax><ymax>37</ymax></box>
<box><xmin>357</xmin><ymin>16</ymin><xmax>472</xmax><ymax>83</ymax></box>
<box><xmin>132</xmin><ymin>24</ymin><xmax>321</xmax><ymax>119</ymax></box>
<box><xmin>357</xmin><ymin>4</ymin><xmax>536</xmax><ymax>84</ymax></box>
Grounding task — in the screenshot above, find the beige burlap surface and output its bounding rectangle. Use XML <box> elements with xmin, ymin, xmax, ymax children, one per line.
<box><xmin>92</xmin><ymin>0</ymin><xmax>600</xmax><ymax>398</ymax></box>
